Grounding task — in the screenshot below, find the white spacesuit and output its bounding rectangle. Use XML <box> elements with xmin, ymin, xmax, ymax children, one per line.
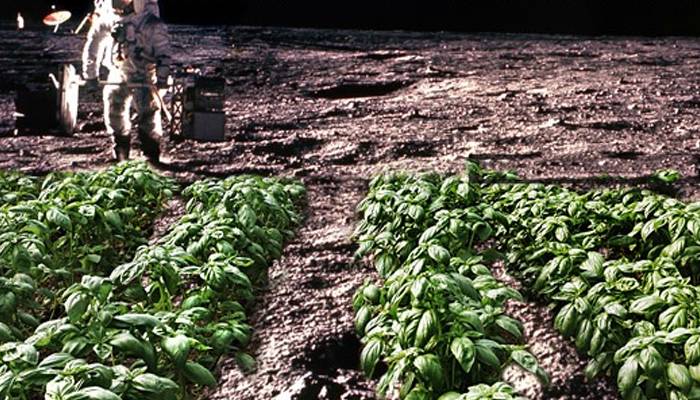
<box><xmin>102</xmin><ymin>0</ymin><xmax>172</xmax><ymax>161</ymax></box>
<box><xmin>81</xmin><ymin>0</ymin><xmax>118</xmax><ymax>82</ymax></box>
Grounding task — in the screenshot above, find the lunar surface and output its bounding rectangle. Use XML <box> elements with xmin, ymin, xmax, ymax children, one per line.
<box><xmin>2</xmin><ymin>21</ymin><xmax>700</xmax><ymax>399</ymax></box>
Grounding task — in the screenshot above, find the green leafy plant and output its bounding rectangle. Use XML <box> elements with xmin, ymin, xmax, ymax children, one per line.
<box><xmin>354</xmin><ymin>166</ymin><xmax>546</xmax><ymax>399</ymax></box>
<box><xmin>0</xmin><ymin>161</ymin><xmax>174</xmax><ymax>343</ymax></box>
<box><xmin>478</xmin><ymin>163</ymin><xmax>700</xmax><ymax>399</ymax></box>
<box><xmin>439</xmin><ymin>382</ymin><xmax>527</xmax><ymax>400</ymax></box>
<box><xmin>355</xmin><ymin>162</ymin><xmax>700</xmax><ymax>399</ymax></box>
<box><xmin>0</xmin><ymin>165</ymin><xmax>304</xmax><ymax>400</ymax></box>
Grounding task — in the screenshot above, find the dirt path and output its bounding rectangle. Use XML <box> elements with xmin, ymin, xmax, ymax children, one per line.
<box><xmin>2</xmin><ymin>23</ymin><xmax>700</xmax><ymax>399</ymax></box>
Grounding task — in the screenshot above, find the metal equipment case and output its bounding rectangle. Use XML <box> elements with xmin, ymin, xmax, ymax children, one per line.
<box><xmin>169</xmin><ymin>76</ymin><xmax>226</xmax><ymax>141</ymax></box>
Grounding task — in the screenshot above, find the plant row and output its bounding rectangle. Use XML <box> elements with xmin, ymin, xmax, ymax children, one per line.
<box><xmin>353</xmin><ymin>170</ymin><xmax>547</xmax><ymax>400</ymax></box>
<box><xmin>474</xmin><ymin>164</ymin><xmax>700</xmax><ymax>400</ymax></box>
<box><xmin>0</xmin><ymin>173</ymin><xmax>304</xmax><ymax>400</ymax></box>
<box><xmin>0</xmin><ymin>162</ymin><xmax>175</xmax><ymax>343</ymax></box>
<box><xmin>0</xmin><ymin>171</ymin><xmax>41</xmax><ymax>205</ymax></box>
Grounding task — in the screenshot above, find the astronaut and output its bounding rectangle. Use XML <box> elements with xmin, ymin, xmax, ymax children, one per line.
<box><xmin>16</xmin><ymin>12</ymin><xmax>24</xmax><ymax>30</ymax></box>
<box><xmin>82</xmin><ymin>0</ymin><xmax>118</xmax><ymax>86</ymax></box>
<box><xmin>103</xmin><ymin>0</ymin><xmax>172</xmax><ymax>162</ymax></box>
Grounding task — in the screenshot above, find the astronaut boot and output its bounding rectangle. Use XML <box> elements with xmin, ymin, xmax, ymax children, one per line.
<box><xmin>112</xmin><ymin>136</ymin><xmax>131</xmax><ymax>162</ymax></box>
<box><xmin>139</xmin><ymin>131</ymin><xmax>161</xmax><ymax>164</ymax></box>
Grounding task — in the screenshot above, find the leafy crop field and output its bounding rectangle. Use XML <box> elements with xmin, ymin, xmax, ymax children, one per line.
<box><xmin>0</xmin><ymin>162</ymin><xmax>305</xmax><ymax>399</ymax></box>
<box><xmin>353</xmin><ymin>162</ymin><xmax>700</xmax><ymax>400</ymax></box>
<box><xmin>4</xmin><ymin>160</ymin><xmax>693</xmax><ymax>400</ymax></box>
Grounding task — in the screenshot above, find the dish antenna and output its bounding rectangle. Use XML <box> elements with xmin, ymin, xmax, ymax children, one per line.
<box><xmin>43</xmin><ymin>9</ymin><xmax>72</xmax><ymax>33</ymax></box>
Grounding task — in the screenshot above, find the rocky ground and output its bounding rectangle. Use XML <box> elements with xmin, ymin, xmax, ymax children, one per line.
<box><xmin>1</xmin><ymin>22</ymin><xmax>700</xmax><ymax>399</ymax></box>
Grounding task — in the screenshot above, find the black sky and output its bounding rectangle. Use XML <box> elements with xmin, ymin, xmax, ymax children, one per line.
<box><xmin>7</xmin><ymin>0</ymin><xmax>700</xmax><ymax>36</ymax></box>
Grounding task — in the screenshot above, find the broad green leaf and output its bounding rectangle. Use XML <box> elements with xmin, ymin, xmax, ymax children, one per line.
<box><xmin>474</xmin><ymin>222</ymin><xmax>493</xmax><ymax>242</ymax></box>
<box><xmin>237</xmin><ymin>204</ymin><xmax>257</xmax><ymax>228</ymax></box>
<box><xmin>450</xmin><ymin>337</ymin><xmax>475</xmax><ymax>373</ymax></box>
<box><xmin>183</xmin><ymin>361</ymin><xmax>217</xmax><ymax>388</ymax></box>
<box><xmin>112</xmin><ymin>313</ymin><xmax>160</xmax><ymax>328</ymax></box>
<box><xmin>603</xmin><ymin>302</ymin><xmax>627</xmax><ymax>318</ymax></box>
<box><xmin>415</xmin><ymin>310</ymin><xmax>436</xmax><ymax>347</ymax></box>
<box><xmin>475</xmin><ymin>342</ymin><xmax>500</xmax><ymax>369</ymax></box>
<box><xmin>689</xmin><ymin>364</ymin><xmax>700</xmax><ymax>382</ymax></box>
<box><xmin>455</xmin><ymin>309</ymin><xmax>483</xmax><ymax>332</ymax></box>
<box><xmin>641</xmin><ymin>220</ymin><xmax>657</xmax><ymax>241</ymax></box>
<box><xmin>109</xmin><ymin>332</ymin><xmax>145</xmax><ymax>357</ymax></box>
<box><xmin>65</xmin><ymin>293</ymin><xmax>89</xmax><ymax>323</ymax></box>
<box><xmin>67</xmin><ymin>387</ymin><xmax>121</xmax><ymax>400</ymax></box>
<box><xmin>419</xmin><ymin>226</ymin><xmax>440</xmax><ymax>245</ymax></box>
<box><xmin>662</xmin><ymin>238</ymin><xmax>686</xmax><ymax>259</ymax></box>
<box><xmin>668</xmin><ymin>363</ymin><xmax>692</xmax><ymax>392</ymax></box>
<box><xmin>405</xmin><ymin>386</ymin><xmax>431</xmax><ymax>400</ymax></box>
<box><xmin>685</xmin><ymin>335</ymin><xmax>700</xmax><ymax>365</ymax></box>
<box><xmin>585</xmin><ymin>359</ymin><xmax>602</xmax><ymax>380</ymax></box>
<box><xmin>414</xmin><ymin>354</ymin><xmax>444</xmax><ymax>389</ymax></box>
<box><xmin>411</xmin><ymin>277</ymin><xmax>429</xmax><ymax>300</ymax></box>
<box><xmin>17</xmin><ymin>312</ymin><xmax>39</xmax><ymax>328</ymax></box>
<box><xmin>39</xmin><ymin>353</ymin><xmax>74</xmax><ymax>369</ymax></box>
<box><xmin>576</xmin><ymin>319</ymin><xmax>593</xmax><ymax>351</ymax></box>
<box><xmin>555</xmin><ymin>225</ymin><xmax>569</xmax><ymax>242</ymax></box>
<box><xmin>355</xmin><ymin>306</ymin><xmax>372</xmax><ymax>335</ymax></box>
<box><xmin>162</xmin><ymin>335</ymin><xmax>191</xmax><ymax>368</ymax></box>
<box><xmin>211</xmin><ymin>330</ymin><xmax>235</xmax><ymax>353</ymax></box>
<box><xmin>47</xmin><ymin>208</ymin><xmax>72</xmax><ymax>231</ymax></box>
<box><xmin>133</xmin><ymin>373</ymin><xmax>179</xmax><ymax>393</ymax></box>
<box><xmin>496</xmin><ymin>316</ymin><xmax>522</xmax><ymax>339</ymax></box>
<box><xmin>629</xmin><ymin>295</ymin><xmax>665</xmax><ymax>316</ymax></box>
<box><xmin>640</xmin><ymin>346</ymin><xmax>665</xmax><ymax>379</ymax></box>
<box><xmin>511</xmin><ymin>350</ymin><xmax>539</xmax><ymax>375</ymax></box>
<box><xmin>360</xmin><ymin>339</ymin><xmax>383</xmax><ymax>377</ymax></box>
<box><xmin>62</xmin><ymin>337</ymin><xmax>89</xmax><ymax>356</ymax></box>
<box><xmin>363</xmin><ymin>285</ymin><xmax>381</xmax><ymax>304</ymax></box>
<box><xmin>376</xmin><ymin>253</ymin><xmax>397</xmax><ymax>276</ymax></box>
<box><xmin>588</xmin><ymin>328</ymin><xmax>605</xmax><ymax>356</ymax></box>
<box><xmin>428</xmin><ymin>244</ymin><xmax>450</xmax><ymax>264</ymax></box>
<box><xmin>618</xmin><ymin>357</ymin><xmax>639</xmax><ymax>393</ymax></box>
<box><xmin>0</xmin><ymin>323</ymin><xmax>14</xmax><ymax>342</ymax></box>
<box><xmin>554</xmin><ymin>304</ymin><xmax>578</xmax><ymax>336</ymax></box>
<box><xmin>408</xmin><ymin>205</ymin><xmax>424</xmax><ymax>221</ymax></box>
<box><xmin>581</xmin><ymin>252</ymin><xmax>604</xmax><ymax>277</ymax></box>
<box><xmin>451</xmin><ymin>273</ymin><xmax>481</xmax><ymax>301</ymax></box>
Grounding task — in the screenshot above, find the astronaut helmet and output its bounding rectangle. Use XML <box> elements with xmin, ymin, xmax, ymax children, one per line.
<box><xmin>111</xmin><ymin>0</ymin><xmax>134</xmax><ymax>15</ymax></box>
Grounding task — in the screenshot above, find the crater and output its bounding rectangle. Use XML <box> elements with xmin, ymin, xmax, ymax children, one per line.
<box><xmin>306</xmin><ymin>81</ymin><xmax>413</xmax><ymax>100</ymax></box>
<box><xmin>602</xmin><ymin>150</ymin><xmax>644</xmax><ymax>160</ymax></box>
<box><xmin>588</xmin><ymin>120</ymin><xmax>637</xmax><ymax>131</ymax></box>
<box><xmin>358</xmin><ymin>51</ymin><xmax>408</xmax><ymax>61</ymax></box>
<box><xmin>252</xmin><ymin>136</ymin><xmax>323</xmax><ymax>158</ymax></box>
